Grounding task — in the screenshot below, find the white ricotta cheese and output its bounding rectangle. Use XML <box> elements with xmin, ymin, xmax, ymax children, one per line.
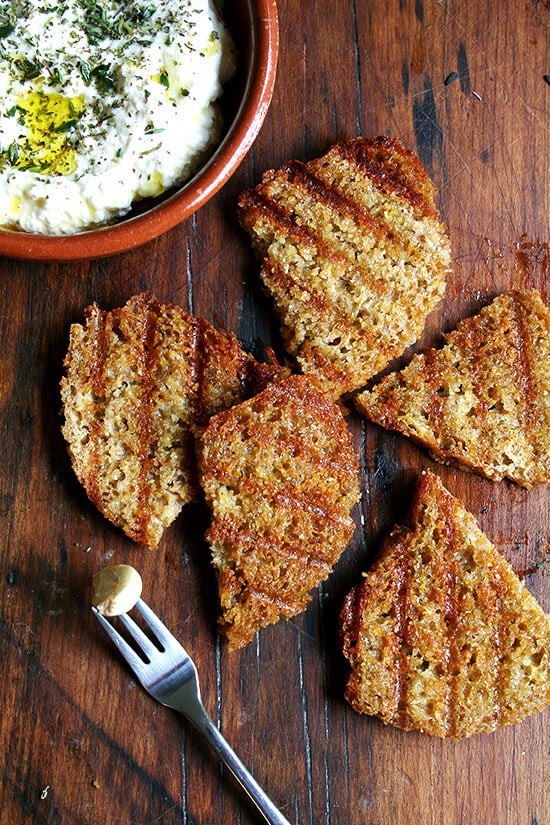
<box><xmin>0</xmin><ymin>0</ymin><xmax>236</xmax><ymax>233</ymax></box>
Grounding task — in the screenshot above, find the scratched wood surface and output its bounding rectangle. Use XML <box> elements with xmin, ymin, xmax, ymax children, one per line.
<box><xmin>2</xmin><ymin>0</ymin><xmax>550</xmax><ymax>823</ymax></box>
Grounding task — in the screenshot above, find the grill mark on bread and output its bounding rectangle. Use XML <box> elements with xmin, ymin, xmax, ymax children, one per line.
<box><xmin>264</xmin><ymin>165</ymin><xmax>430</xmax><ymax>299</ymax></box>
<box><xmin>423</xmin><ymin>347</ymin><xmax>444</xmax><ymax>434</ymax></box>
<box><xmin>301</xmin><ymin>345</ymin><xmax>354</xmax><ymax>388</ymax></box>
<box><xmin>90</xmin><ymin>304</ymin><xmax>108</xmax><ymax>397</ymax></box>
<box><xmin>440</xmin><ymin>494</ymin><xmax>460</xmax><ymax>738</ymax></box>
<box><xmin>218</xmin><ymin>475</ymin><xmax>354</xmax><ymax>529</ymax></box>
<box><xmin>254</xmin><ymin>187</ymin><xmax>422</xmax><ymax>306</ymax></box>
<box><xmin>272</xmin><ymin>489</ymin><xmax>354</xmax><ymax>527</ymax></box>
<box><xmin>392</xmin><ymin>531</ymin><xmax>413</xmax><ymax>728</ymax></box>
<box><xmin>87</xmin><ymin>304</ymin><xmax>108</xmax><ymax>509</ymax></box>
<box><xmin>190</xmin><ymin>317</ymin><xmax>208</xmax><ymax>426</ymax></box>
<box><xmin>462</xmin><ymin>319</ymin><xmax>489</xmax><ymax>450</ymax></box>
<box><xmin>209</xmin><ymin>524</ymin><xmax>333</xmax><ymax>572</ymax></box>
<box><xmin>261</xmin><ymin>260</ymin><xmax>356</xmax><ymax>336</ymax></box>
<box><xmin>252</xmin><ymin>188</ymin><xmax>405</xmax><ymax>302</ymax></box>
<box><xmin>133</xmin><ymin>304</ymin><xmax>158</xmax><ymax>545</ymax></box>
<box><xmin>282</xmin><ymin>159</ymin><xmax>409</xmax><ymax>254</ymax></box>
<box><xmin>340</xmin><ymin>582</ymin><xmax>367</xmax><ymax>658</ymax></box>
<box><xmin>283</xmin><ymin>157</ymin><xmax>445</xmax><ymax>279</ymax></box>
<box><xmin>219</xmin><ymin>565</ymin><xmax>300</xmax><ymax>618</ymax></box>
<box><xmin>263</xmin><ymin>256</ymin><xmax>381</xmax><ymax>351</ymax></box>
<box><xmin>244</xmin><ymin>190</ymin><xmax>343</xmax><ymax>263</ymax></box>
<box><xmin>236</xmin><ymin>352</ymin><xmax>256</xmax><ymax>402</ymax></box>
<box><xmin>232</xmin><ymin>423</ymin><xmax>354</xmax><ymax>480</ymax></box>
<box><xmin>243</xmin><ymin>582</ymin><xmax>300</xmax><ymax>615</ymax></box>
<box><xmin>491</xmin><ymin>587</ymin><xmax>504</xmax><ymax>724</ymax></box>
<box><xmin>334</xmin><ymin>136</ymin><xmax>438</xmax><ymax>220</ymax></box>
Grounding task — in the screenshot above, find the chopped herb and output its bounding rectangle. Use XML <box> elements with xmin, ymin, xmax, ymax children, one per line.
<box><xmin>49</xmin><ymin>66</ymin><xmax>63</xmax><ymax>86</ymax></box>
<box><xmin>18</xmin><ymin>163</ymin><xmax>45</xmax><ymax>172</ymax></box>
<box><xmin>7</xmin><ymin>141</ymin><xmax>19</xmax><ymax>164</ymax></box>
<box><xmin>79</xmin><ymin>59</ymin><xmax>114</xmax><ymax>91</ymax></box>
<box><xmin>116</xmin><ymin>147</ymin><xmax>122</xmax><ymax>157</ymax></box>
<box><xmin>94</xmin><ymin>62</ymin><xmax>114</xmax><ymax>85</ymax></box>
<box><xmin>92</xmin><ymin>62</ymin><xmax>115</xmax><ymax>91</ymax></box>
<box><xmin>0</xmin><ymin>23</ymin><xmax>15</xmax><ymax>38</ymax></box>
<box><xmin>160</xmin><ymin>71</ymin><xmax>169</xmax><ymax>88</ymax></box>
<box><xmin>14</xmin><ymin>57</ymin><xmax>42</xmax><ymax>79</ymax></box>
<box><xmin>55</xmin><ymin>118</ymin><xmax>79</xmax><ymax>132</ymax></box>
<box><xmin>79</xmin><ymin>60</ymin><xmax>91</xmax><ymax>85</ymax></box>
<box><xmin>81</xmin><ymin>0</ymin><xmax>111</xmax><ymax>44</ymax></box>
<box><xmin>140</xmin><ymin>5</ymin><xmax>155</xmax><ymax>21</ymax></box>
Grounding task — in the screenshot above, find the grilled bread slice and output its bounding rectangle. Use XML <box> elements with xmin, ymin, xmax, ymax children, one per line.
<box><xmin>340</xmin><ymin>470</ymin><xmax>550</xmax><ymax>739</ymax></box>
<box><xmin>61</xmin><ymin>293</ymin><xmax>286</xmax><ymax>549</ymax></box>
<box><xmin>199</xmin><ymin>375</ymin><xmax>361</xmax><ymax>649</ymax></box>
<box><xmin>355</xmin><ymin>290</ymin><xmax>550</xmax><ymax>487</ymax></box>
<box><xmin>238</xmin><ymin>136</ymin><xmax>451</xmax><ymax>399</ymax></box>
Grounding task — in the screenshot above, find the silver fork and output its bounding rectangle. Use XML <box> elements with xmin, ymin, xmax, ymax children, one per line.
<box><xmin>92</xmin><ymin>598</ymin><xmax>292</xmax><ymax>825</ymax></box>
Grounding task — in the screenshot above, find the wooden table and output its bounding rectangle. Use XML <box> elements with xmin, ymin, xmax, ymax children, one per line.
<box><xmin>2</xmin><ymin>1</ymin><xmax>550</xmax><ymax>822</ymax></box>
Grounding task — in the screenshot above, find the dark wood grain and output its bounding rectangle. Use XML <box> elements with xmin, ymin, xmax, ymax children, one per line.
<box><xmin>2</xmin><ymin>1</ymin><xmax>550</xmax><ymax>823</ymax></box>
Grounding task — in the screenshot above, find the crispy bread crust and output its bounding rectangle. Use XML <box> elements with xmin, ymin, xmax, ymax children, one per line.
<box><xmin>340</xmin><ymin>470</ymin><xmax>550</xmax><ymax>739</ymax></box>
<box><xmin>356</xmin><ymin>290</ymin><xmax>550</xmax><ymax>487</ymax></box>
<box><xmin>238</xmin><ymin>136</ymin><xmax>450</xmax><ymax>398</ymax></box>
<box><xmin>61</xmin><ymin>293</ymin><xmax>286</xmax><ymax>548</ymax></box>
<box><xmin>199</xmin><ymin>374</ymin><xmax>361</xmax><ymax>649</ymax></box>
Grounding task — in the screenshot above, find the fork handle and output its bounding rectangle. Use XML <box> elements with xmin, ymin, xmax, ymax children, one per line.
<box><xmin>184</xmin><ymin>698</ymin><xmax>293</xmax><ymax>825</ymax></box>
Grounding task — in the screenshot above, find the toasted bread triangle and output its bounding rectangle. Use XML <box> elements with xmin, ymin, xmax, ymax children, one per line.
<box><xmin>355</xmin><ymin>290</ymin><xmax>550</xmax><ymax>487</ymax></box>
<box><xmin>340</xmin><ymin>470</ymin><xmax>550</xmax><ymax>739</ymax></box>
<box><xmin>199</xmin><ymin>375</ymin><xmax>361</xmax><ymax>649</ymax></box>
<box><xmin>61</xmin><ymin>293</ymin><xmax>287</xmax><ymax>549</ymax></box>
<box><xmin>238</xmin><ymin>136</ymin><xmax>450</xmax><ymax>399</ymax></box>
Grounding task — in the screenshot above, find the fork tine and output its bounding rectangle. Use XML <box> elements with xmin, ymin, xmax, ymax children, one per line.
<box><xmin>134</xmin><ymin>598</ymin><xmax>183</xmax><ymax>652</ymax></box>
<box><xmin>92</xmin><ymin>607</ymin><xmax>150</xmax><ymax>684</ymax></box>
<box><xmin>117</xmin><ymin>611</ymin><xmax>163</xmax><ymax>661</ymax></box>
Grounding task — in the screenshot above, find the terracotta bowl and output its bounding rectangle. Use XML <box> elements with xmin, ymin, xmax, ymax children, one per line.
<box><xmin>0</xmin><ymin>0</ymin><xmax>279</xmax><ymax>261</ymax></box>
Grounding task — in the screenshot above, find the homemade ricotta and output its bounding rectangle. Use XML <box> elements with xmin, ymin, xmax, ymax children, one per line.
<box><xmin>0</xmin><ymin>0</ymin><xmax>236</xmax><ymax>233</ymax></box>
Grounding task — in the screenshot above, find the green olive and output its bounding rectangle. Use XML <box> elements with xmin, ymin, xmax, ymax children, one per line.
<box><xmin>92</xmin><ymin>564</ymin><xmax>142</xmax><ymax>616</ymax></box>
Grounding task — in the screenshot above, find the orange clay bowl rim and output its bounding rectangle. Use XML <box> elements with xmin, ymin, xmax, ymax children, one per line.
<box><xmin>0</xmin><ymin>0</ymin><xmax>279</xmax><ymax>262</ymax></box>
